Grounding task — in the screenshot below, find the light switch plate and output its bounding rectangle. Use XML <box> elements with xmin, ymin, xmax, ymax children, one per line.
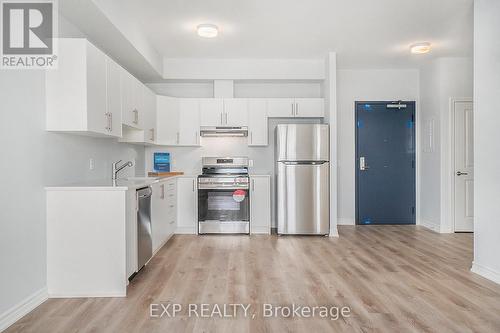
<box><xmin>89</xmin><ymin>158</ymin><xmax>95</xmax><ymax>170</ymax></box>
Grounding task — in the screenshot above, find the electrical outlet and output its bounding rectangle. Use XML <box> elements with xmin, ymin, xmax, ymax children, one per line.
<box><xmin>89</xmin><ymin>158</ymin><xmax>95</xmax><ymax>170</ymax></box>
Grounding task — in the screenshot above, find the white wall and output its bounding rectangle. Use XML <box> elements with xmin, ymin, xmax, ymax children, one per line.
<box><xmin>471</xmin><ymin>0</ymin><xmax>500</xmax><ymax>284</ymax></box>
<box><xmin>336</xmin><ymin>69</ymin><xmax>420</xmax><ymax>224</ymax></box>
<box><xmin>419</xmin><ymin>57</ymin><xmax>473</xmax><ymax>232</ymax></box>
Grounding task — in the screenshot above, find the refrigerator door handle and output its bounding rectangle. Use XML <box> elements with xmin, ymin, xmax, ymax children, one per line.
<box><xmin>282</xmin><ymin>161</ymin><xmax>328</xmax><ymax>165</ymax></box>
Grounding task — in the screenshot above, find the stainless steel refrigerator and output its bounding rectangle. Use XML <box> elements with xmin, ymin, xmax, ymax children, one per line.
<box><xmin>276</xmin><ymin>124</ymin><xmax>330</xmax><ymax>235</ymax></box>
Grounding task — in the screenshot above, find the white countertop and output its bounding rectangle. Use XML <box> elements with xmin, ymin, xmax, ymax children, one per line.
<box><xmin>45</xmin><ymin>175</ymin><xmax>190</xmax><ymax>191</ymax></box>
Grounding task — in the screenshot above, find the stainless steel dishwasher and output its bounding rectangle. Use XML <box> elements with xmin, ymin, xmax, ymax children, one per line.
<box><xmin>137</xmin><ymin>186</ymin><xmax>153</xmax><ymax>270</ymax></box>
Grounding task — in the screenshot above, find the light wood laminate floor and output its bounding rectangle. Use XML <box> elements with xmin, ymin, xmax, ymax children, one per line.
<box><xmin>6</xmin><ymin>226</ymin><xmax>500</xmax><ymax>332</ymax></box>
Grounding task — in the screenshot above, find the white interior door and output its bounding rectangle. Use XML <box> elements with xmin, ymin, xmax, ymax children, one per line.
<box><xmin>454</xmin><ymin>101</ymin><xmax>474</xmax><ymax>232</ymax></box>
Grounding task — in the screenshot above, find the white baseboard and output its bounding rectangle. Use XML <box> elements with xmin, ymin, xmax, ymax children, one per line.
<box><xmin>337</xmin><ymin>218</ymin><xmax>355</xmax><ymax>225</ymax></box>
<box><xmin>0</xmin><ymin>287</ymin><xmax>48</xmax><ymax>332</ymax></box>
<box><xmin>175</xmin><ymin>226</ymin><xmax>197</xmax><ymax>234</ymax></box>
<box><xmin>329</xmin><ymin>225</ymin><xmax>339</xmax><ymax>237</ymax></box>
<box><xmin>250</xmin><ymin>226</ymin><xmax>271</xmax><ymax>234</ymax></box>
<box><xmin>48</xmin><ymin>292</ymin><xmax>126</xmax><ymax>298</ymax></box>
<box><xmin>418</xmin><ymin>219</ymin><xmax>440</xmax><ymax>233</ymax></box>
<box><xmin>471</xmin><ymin>262</ymin><xmax>500</xmax><ymax>285</ymax></box>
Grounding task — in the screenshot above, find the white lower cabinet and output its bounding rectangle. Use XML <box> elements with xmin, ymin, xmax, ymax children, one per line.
<box><xmin>151</xmin><ymin>179</ymin><xmax>177</xmax><ymax>253</ymax></box>
<box><xmin>176</xmin><ymin>177</ymin><xmax>198</xmax><ymax>234</ymax></box>
<box><xmin>250</xmin><ymin>175</ymin><xmax>271</xmax><ymax>234</ymax></box>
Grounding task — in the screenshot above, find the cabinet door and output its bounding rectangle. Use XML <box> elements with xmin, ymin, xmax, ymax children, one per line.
<box><xmin>224</xmin><ymin>98</ymin><xmax>248</xmax><ymax>126</ymax></box>
<box><xmin>294</xmin><ymin>98</ymin><xmax>324</xmax><ymax>118</ymax></box>
<box><xmin>248</xmin><ymin>99</ymin><xmax>268</xmax><ymax>146</ymax></box>
<box><xmin>199</xmin><ymin>98</ymin><xmax>224</xmax><ymax>126</ymax></box>
<box><xmin>121</xmin><ymin>71</ymin><xmax>137</xmax><ymax>128</ymax></box>
<box><xmin>177</xmin><ymin>177</ymin><xmax>198</xmax><ymax>234</ymax></box>
<box><xmin>85</xmin><ymin>42</ymin><xmax>108</xmax><ymax>135</ymax></box>
<box><xmin>179</xmin><ymin>99</ymin><xmax>200</xmax><ymax>146</ymax></box>
<box><xmin>156</xmin><ymin>96</ymin><xmax>180</xmax><ymax>145</ymax></box>
<box><xmin>142</xmin><ymin>87</ymin><xmax>156</xmax><ymax>144</ymax></box>
<box><xmin>267</xmin><ymin>98</ymin><xmax>295</xmax><ymax>117</ymax></box>
<box><xmin>250</xmin><ymin>176</ymin><xmax>271</xmax><ymax>234</ymax></box>
<box><xmin>151</xmin><ymin>183</ymin><xmax>166</xmax><ymax>252</ymax></box>
<box><xmin>105</xmin><ymin>58</ymin><xmax>122</xmax><ymax>137</ymax></box>
<box><xmin>133</xmin><ymin>80</ymin><xmax>144</xmax><ymax>129</ymax></box>
<box><xmin>165</xmin><ymin>180</ymin><xmax>177</xmax><ymax>237</ymax></box>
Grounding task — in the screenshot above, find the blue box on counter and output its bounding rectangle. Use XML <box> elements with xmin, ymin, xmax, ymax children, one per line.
<box><xmin>154</xmin><ymin>152</ymin><xmax>170</xmax><ymax>172</ymax></box>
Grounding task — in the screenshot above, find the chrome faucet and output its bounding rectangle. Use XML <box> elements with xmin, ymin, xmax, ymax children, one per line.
<box><xmin>112</xmin><ymin>160</ymin><xmax>134</xmax><ymax>181</ymax></box>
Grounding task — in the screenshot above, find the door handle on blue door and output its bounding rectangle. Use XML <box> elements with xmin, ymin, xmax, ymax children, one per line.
<box><xmin>360</xmin><ymin>157</ymin><xmax>369</xmax><ymax>171</ymax></box>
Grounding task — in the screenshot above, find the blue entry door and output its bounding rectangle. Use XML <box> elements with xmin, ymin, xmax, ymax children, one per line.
<box><xmin>356</xmin><ymin>101</ymin><xmax>416</xmax><ymax>225</ymax></box>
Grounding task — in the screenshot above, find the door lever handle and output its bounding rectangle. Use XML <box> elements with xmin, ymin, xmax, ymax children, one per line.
<box><xmin>456</xmin><ymin>171</ymin><xmax>468</xmax><ymax>176</ymax></box>
<box><xmin>360</xmin><ymin>157</ymin><xmax>369</xmax><ymax>171</ymax></box>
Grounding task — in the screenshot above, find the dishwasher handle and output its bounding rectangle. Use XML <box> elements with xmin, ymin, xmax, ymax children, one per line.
<box><xmin>137</xmin><ymin>186</ymin><xmax>152</xmax><ymax>198</ymax></box>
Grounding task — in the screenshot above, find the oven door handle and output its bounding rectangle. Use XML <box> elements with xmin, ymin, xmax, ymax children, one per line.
<box><xmin>198</xmin><ymin>185</ymin><xmax>249</xmax><ymax>190</ymax></box>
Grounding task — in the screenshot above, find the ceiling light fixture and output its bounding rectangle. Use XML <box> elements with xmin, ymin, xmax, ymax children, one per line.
<box><xmin>410</xmin><ymin>42</ymin><xmax>431</xmax><ymax>54</ymax></box>
<box><xmin>197</xmin><ymin>24</ymin><xmax>218</xmax><ymax>38</ymax></box>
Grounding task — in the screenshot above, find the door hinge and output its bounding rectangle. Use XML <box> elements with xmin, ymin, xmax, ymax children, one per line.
<box><xmin>412</xmin><ymin>160</ymin><xmax>415</xmax><ymax>169</ymax></box>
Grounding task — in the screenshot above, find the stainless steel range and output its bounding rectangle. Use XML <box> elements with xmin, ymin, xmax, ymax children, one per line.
<box><xmin>198</xmin><ymin>157</ymin><xmax>250</xmax><ymax>234</ymax></box>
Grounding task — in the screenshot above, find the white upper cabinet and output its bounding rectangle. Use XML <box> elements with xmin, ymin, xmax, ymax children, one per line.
<box><xmin>200</xmin><ymin>98</ymin><xmax>224</xmax><ymax>126</ymax></box>
<box><xmin>294</xmin><ymin>98</ymin><xmax>325</xmax><ymax>117</ymax></box>
<box><xmin>248</xmin><ymin>99</ymin><xmax>268</xmax><ymax>146</ymax></box>
<box><xmin>121</xmin><ymin>71</ymin><xmax>144</xmax><ymax>129</ymax></box>
<box><xmin>223</xmin><ymin>98</ymin><xmax>248</xmax><ymax>126</ymax></box>
<box><xmin>143</xmin><ymin>87</ymin><xmax>157</xmax><ymax>144</ymax></box>
<box><xmin>156</xmin><ymin>97</ymin><xmax>200</xmax><ymax>146</ymax></box>
<box><xmin>267</xmin><ymin>98</ymin><xmax>324</xmax><ymax>118</ymax></box>
<box><xmin>105</xmin><ymin>57</ymin><xmax>123</xmax><ymax>137</ymax></box>
<box><xmin>199</xmin><ymin>98</ymin><xmax>248</xmax><ymax>127</ymax></box>
<box><xmin>178</xmin><ymin>99</ymin><xmax>201</xmax><ymax>146</ymax></box>
<box><xmin>156</xmin><ymin>96</ymin><xmax>180</xmax><ymax>145</ymax></box>
<box><xmin>267</xmin><ymin>98</ymin><xmax>295</xmax><ymax>118</ymax></box>
<box><xmin>46</xmin><ymin>38</ymin><xmax>120</xmax><ymax>137</ymax></box>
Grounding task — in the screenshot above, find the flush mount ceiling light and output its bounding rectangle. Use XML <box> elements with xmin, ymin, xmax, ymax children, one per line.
<box><xmin>197</xmin><ymin>24</ymin><xmax>219</xmax><ymax>38</ymax></box>
<box><xmin>410</xmin><ymin>42</ymin><xmax>431</xmax><ymax>54</ymax></box>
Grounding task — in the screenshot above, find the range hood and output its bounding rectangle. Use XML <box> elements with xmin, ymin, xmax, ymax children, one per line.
<box><xmin>200</xmin><ymin>126</ymin><xmax>248</xmax><ymax>137</ymax></box>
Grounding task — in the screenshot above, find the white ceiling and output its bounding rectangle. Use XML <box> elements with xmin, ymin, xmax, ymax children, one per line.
<box><xmin>95</xmin><ymin>0</ymin><xmax>473</xmax><ymax>69</ymax></box>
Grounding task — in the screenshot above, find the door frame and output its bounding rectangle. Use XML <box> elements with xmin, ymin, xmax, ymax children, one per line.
<box><xmin>354</xmin><ymin>101</ymin><xmax>417</xmax><ymax>225</ymax></box>
<box><xmin>449</xmin><ymin>97</ymin><xmax>473</xmax><ymax>232</ymax></box>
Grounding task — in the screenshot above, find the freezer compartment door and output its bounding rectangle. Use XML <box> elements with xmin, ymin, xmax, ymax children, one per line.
<box><xmin>276</xmin><ymin>124</ymin><xmax>329</xmax><ymax>161</ymax></box>
<box><xmin>277</xmin><ymin>162</ymin><xmax>330</xmax><ymax>234</ymax></box>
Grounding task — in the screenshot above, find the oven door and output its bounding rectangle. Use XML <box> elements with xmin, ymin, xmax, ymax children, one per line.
<box><xmin>198</xmin><ymin>186</ymin><xmax>250</xmax><ymax>234</ymax></box>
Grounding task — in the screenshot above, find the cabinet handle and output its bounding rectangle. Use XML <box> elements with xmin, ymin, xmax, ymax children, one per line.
<box><xmin>225</xmin><ymin>112</ymin><xmax>228</xmax><ymax>125</ymax></box>
<box><xmin>105</xmin><ymin>113</ymin><xmax>109</xmax><ymax>131</ymax></box>
<box><xmin>133</xmin><ymin>109</ymin><xmax>138</xmax><ymax>124</ymax></box>
<box><xmin>291</xmin><ymin>103</ymin><xmax>294</xmax><ymax>116</ymax></box>
<box><xmin>250</xmin><ymin>131</ymin><xmax>253</xmax><ymax>144</ymax></box>
<box><xmin>296</xmin><ymin>103</ymin><xmax>299</xmax><ymax>116</ymax></box>
<box><xmin>220</xmin><ymin>112</ymin><xmax>223</xmax><ymax>125</ymax></box>
<box><xmin>195</xmin><ymin>131</ymin><xmax>198</xmax><ymax>144</ymax></box>
<box><xmin>160</xmin><ymin>184</ymin><xmax>165</xmax><ymax>199</ymax></box>
<box><xmin>150</xmin><ymin>128</ymin><xmax>155</xmax><ymax>142</ymax></box>
<box><xmin>109</xmin><ymin>112</ymin><xmax>113</xmax><ymax>132</ymax></box>
<box><xmin>192</xmin><ymin>179</ymin><xmax>195</xmax><ymax>192</ymax></box>
<box><xmin>176</xmin><ymin>132</ymin><xmax>180</xmax><ymax>144</ymax></box>
<box><xmin>252</xmin><ymin>179</ymin><xmax>255</xmax><ymax>192</ymax></box>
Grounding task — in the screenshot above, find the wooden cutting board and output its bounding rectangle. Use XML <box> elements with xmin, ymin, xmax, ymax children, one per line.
<box><xmin>148</xmin><ymin>171</ymin><xmax>184</xmax><ymax>178</ymax></box>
